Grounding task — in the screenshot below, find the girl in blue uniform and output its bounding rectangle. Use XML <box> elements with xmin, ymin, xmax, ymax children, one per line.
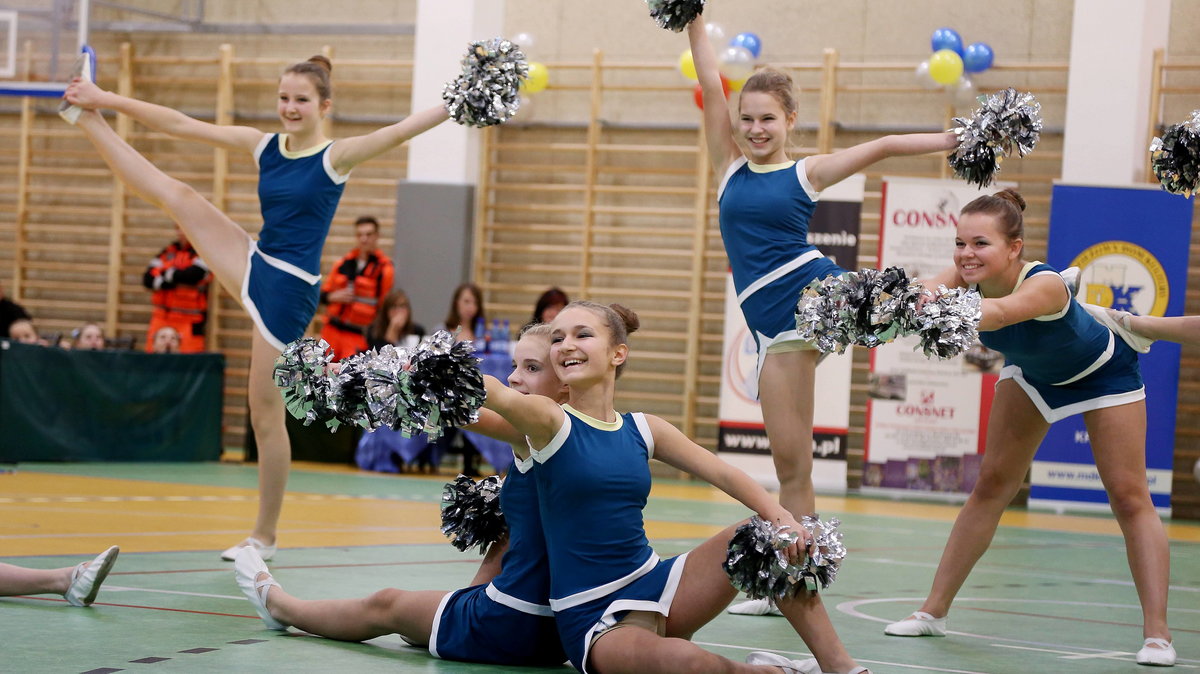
<box><xmin>883</xmin><ymin>190</ymin><xmax>1175</xmax><ymax>667</ymax></box>
<box><xmin>64</xmin><ymin>57</ymin><xmax>451</xmax><ymax>562</ymax></box>
<box><xmin>482</xmin><ymin>301</ymin><xmax>867</xmax><ymax>674</ymax></box>
<box><xmin>233</xmin><ymin>324</ymin><xmax>568</xmax><ymax>667</ymax></box>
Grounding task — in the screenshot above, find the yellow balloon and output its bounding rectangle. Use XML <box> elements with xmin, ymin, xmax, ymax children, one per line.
<box><xmin>523</xmin><ymin>61</ymin><xmax>549</xmax><ymax>94</ymax></box>
<box><xmin>679</xmin><ymin>49</ymin><xmax>698</xmax><ymax>81</ymax></box>
<box><xmin>728</xmin><ymin>76</ymin><xmax>748</xmax><ymax>92</ymax></box>
<box><xmin>928</xmin><ymin>49</ymin><xmax>963</xmax><ymax>85</ymax></box>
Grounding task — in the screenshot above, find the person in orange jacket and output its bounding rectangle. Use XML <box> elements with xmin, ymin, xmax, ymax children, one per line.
<box><xmin>319</xmin><ymin>215</ymin><xmax>394</xmax><ymax>360</ymax></box>
<box><xmin>143</xmin><ymin>225</ymin><xmax>212</xmax><ymax>353</ymax></box>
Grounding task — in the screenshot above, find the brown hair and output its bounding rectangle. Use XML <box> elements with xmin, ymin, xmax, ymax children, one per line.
<box><xmin>444</xmin><ymin>282</ymin><xmax>485</xmax><ymax>332</ymax></box>
<box><xmin>738</xmin><ymin>67</ymin><xmax>797</xmax><ymax>118</ymax></box>
<box><xmin>354</xmin><ymin>215</ymin><xmax>380</xmax><ymax>233</ymax></box>
<box><xmin>532</xmin><ymin>286</ymin><xmax>570</xmax><ymax>323</ymax></box>
<box><xmin>369</xmin><ymin>288</ymin><xmax>417</xmax><ymax>344</ymax></box>
<box><xmin>284</xmin><ymin>55</ymin><xmax>333</xmax><ymax>101</ymax></box>
<box><xmin>563</xmin><ymin>300</ymin><xmax>641</xmax><ymax>378</ymax></box>
<box><xmin>961</xmin><ymin>188</ymin><xmax>1027</xmax><ymax>244</ymax></box>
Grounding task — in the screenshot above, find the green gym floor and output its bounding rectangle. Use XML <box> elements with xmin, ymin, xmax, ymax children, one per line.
<box><xmin>2</xmin><ymin>461</ymin><xmax>1198</xmax><ymax>673</ymax></box>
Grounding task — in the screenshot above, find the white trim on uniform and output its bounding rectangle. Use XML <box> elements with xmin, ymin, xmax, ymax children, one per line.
<box><xmin>549</xmin><ymin>552</ymin><xmax>661</xmax><ymax>612</ymax></box>
<box><xmin>716</xmin><ymin>156</ymin><xmax>747</xmax><ymax>201</ymax></box>
<box><xmin>485</xmin><ymin>582</ymin><xmax>554</xmax><ymax>617</ymax></box>
<box><xmin>253</xmin><ymin>245</ymin><xmax>322</xmax><ymax>285</ymax></box>
<box><xmin>794</xmin><ymin>157</ymin><xmax>821</xmax><ymax>201</ymax></box>
<box><xmin>1000</xmin><ymin>364</ymin><xmax>1146</xmax><ymax>423</ymax></box>
<box><xmin>322</xmin><ymin>142</ymin><xmax>351</xmax><ymax>184</ymax></box>
<box><xmin>511</xmin><ymin>451</ymin><xmax>535</xmax><ymax>474</ymax></box>
<box><xmin>426</xmin><ymin>589</ymin><xmax>457</xmax><ymax>659</ymax></box>
<box><xmin>240</xmin><ymin>241</ymin><xmax>287</xmax><ymax>352</ymax></box>
<box><xmin>632</xmin><ymin>412</ymin><xmax>654</xmax><ymax>460</ymax></box>
<box><xmin>1053</xmin><ymin>330</ymin><xmax>1114</xmax><ymax>385</ymax></box>
<box><xmin>530</xmin><ymin>410</ymin><xmax>571</xmax><ymax>464</ymax></box>
<box><xmin>736</xmin><ymin>249</ymin><xmax>824</xmax><ymax>305</ymax></box>
<box><xmin>252</xmin><ymin>133</ymin><xmax>273</xmax><ymax>167</ymax></box>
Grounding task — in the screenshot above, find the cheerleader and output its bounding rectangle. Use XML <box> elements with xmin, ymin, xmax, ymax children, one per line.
<box><xmin>883</xmin><ymin>189</ymin><xmax>1174</xmax><ymax>667</ymax></box>
<box><xmin>64</xmin><ymin>56</ymin><xmax>451</xmax><ymax>562</ymax></box>
<box><xmin>481</xmin><ymin>301</ymin><xmax>867</xmax><ymax>674</ymax></box>
<box><xmin>234</xmin><ymin>324</ymin><xmax>567</xmax><ymax>666</ymax></box>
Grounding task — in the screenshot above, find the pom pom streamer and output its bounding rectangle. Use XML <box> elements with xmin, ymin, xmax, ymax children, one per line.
<box><xmin>325</xmin><ymin>351</ymin><xmax>372</xmax><ymax>431</ymax></box>
<box><xmin>273</xmin><ymin>338</ymin><xmax>334</xmax><ymax>426</ymax></box>
<box><xmin>395</xmin><ymin>330</ymin><xmax>487</xmax><ymax>439</ymax></box>
<box><xmin>948</xmin><ymin>88</ymin><xmax>1042</xmax><ymax>188</ymax></box>
<box><xmin>723</xmin><ymin>515</ymin><xmax>846</xmax><ymax>600</ymax></box>
<box><xmin>443</xmin><ymin>38</ymin><xmax>527</xmax><ymax>128</ymax></box>
<box><xmin>1150</xmin><ymin>110</ymin><xmax>1200</xmax><ymax>197</ymax></box>
<box><xmin>910</xmin><ymin>286</ymin><xmax>983</xmax><ymax>359</ymax></box>
<box><xmin>441</xmin><ymin>474</ymin><xmax>507</xmax><ymax>554</ymax></box>
<box><xmin>646</xmin><ymin>0</ymin><xmax>705</xmax><ymax>32</ymax></box>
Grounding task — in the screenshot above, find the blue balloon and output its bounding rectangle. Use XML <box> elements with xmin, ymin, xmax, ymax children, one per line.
<box><xmin>962</xmin><ymin>42</ymin><xmax>994</xmax><ymax>73</ymax></box>
<box><xmin>930</xmin><ymin>27</ymin><xmax>964</xmax><ymax>57</ymax></box>
<box><xmin>730</xmin><ymin>32</ymin><xmax>763</xmax><ymax>59</ymax></box>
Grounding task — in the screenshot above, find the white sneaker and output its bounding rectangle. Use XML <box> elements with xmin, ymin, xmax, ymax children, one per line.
<box><xmin>884</xmin><ymin>611</ymin><xmax>947</xmax><ymax>637</ymax></box>
<box><xmin>58</xmin><ymin>49</ymin><xmax>94</xmax><ymax>125</ymax></box>
<box><xmin>64</xmin><ymin>545</ymin><xmax>120</xmax><ymax>607</ymax></box>
<box><xmin>220</xmin><ymin>536</ymin><xmax>277</xmax><ymax>562</ymax></box>
<box><xmin>233</xmin><ymin>547</ymin><xmax>288</xmax><ymax>630</ymax></box>
<box><xmin>745</xmin><ymin>651</ymin><xmax>822</xmax><ymax>674</ymax></box>
<box><xmin>1136</xmin><ymin>638</ymin><xmax>1176</xmax><ymax>666</ymax></box>
<box><xmin>727</xmin><ymin>597</ymin><xmax>784</xmax><ymax>616</ymax></box>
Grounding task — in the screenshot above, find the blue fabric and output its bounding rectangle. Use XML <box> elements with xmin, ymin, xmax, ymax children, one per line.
<box><xmin>981</xmin><ymin>263</ymin><xmax>1116</xmax><ymax>385</ymax></box>
<box><xmin>490</xmin><ymin>462</ymin><xmax>553</xmax><ymax>606</ymax></box>
<box><xmin>1006</xmin><ymin>337</ymin><xmax>1143</xmax><ymax>413</ymax></box>
<box><xmin>739</xmin><ymin>255</ymin><xmax>845</xmax><ymax>345</ymax></box>
<box><xmin>256</xmin><ymin>134</ymin><xmax>345</xmax><ymax>276</ymax></box>
<box><xmin>245</xmin><ymin>251</ymin><xmax>320</xmax><ymax>346</ymax></box>
<box><xmin>433</xmin><ymin>584</ymin><xmax>565</xmax><ymax>666</ymax></box>
<box><xmin>534</xmin><ymin>408</ymin><xmax>654</xmax><ymax>601</ymax></box>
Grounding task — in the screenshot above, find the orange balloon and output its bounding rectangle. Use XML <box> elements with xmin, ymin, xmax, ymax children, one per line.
<box><xmin>692</xmin><ymin>76</ymin><xmax>732</xmax><ymax>110</ymax></box>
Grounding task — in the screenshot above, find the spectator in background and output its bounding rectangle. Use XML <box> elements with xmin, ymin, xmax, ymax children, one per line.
<box><xmin>366</xmin><ymin>289</ymin><xmax>425</xmax><ymax>352</ymax></box>
<box><xmin>531</xmin><ymin>286</ymin><xmax>569</xmax><ymax>324</ymax></box>
<box><xmin>319</xmin><ymin>216</ymin><xmax>394</xmax><ymax>361</ymax></box>
<box><xmin>0</xmin><ymin>282</ymin><xmax>31</xmax><ymax>339</ymax></box>
<box><xmin>6</xmin><ymin>319</ymin><xmax>44</xmax><ymax>345</ymax></box>
<box><xmin>150</xmin><ymin>325</ymin><xmax>182</xmax><ymax>354</ymax></box>
<box><xmin>74</xmin><ymin>323</ymin><xmax>106</xmax><ymax>350</ymax></box>
<box><xmin>439</xmin><ymin>282</ymin><xmax>484</xmax><ymax>343</ymax></box>
<box><xmin>144</xmin><ymin>225</ymin><xmax>212</xmax><ymax>353</ymax></box>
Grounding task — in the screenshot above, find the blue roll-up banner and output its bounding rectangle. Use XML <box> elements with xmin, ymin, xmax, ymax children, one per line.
<box><xmin>1036</xmin><ymin>184</ymin><xmax>1194</xmax><ymax>513</ymax></box>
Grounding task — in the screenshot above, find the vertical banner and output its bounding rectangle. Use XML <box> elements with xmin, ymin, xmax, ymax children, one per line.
<box><xmin>1034</xmin><ymin>184</ymin><xmax>1193</xmax><ymax>513</ymax></box>
<box><xmin>863</xmin><ymin>177</ymin><xmax>1003</xmax><ymax>496</ymax></box>
<box><xmin>717</xmin><ymin>174</ymin><xmax>864</xmax><ymax>492</ymax></box>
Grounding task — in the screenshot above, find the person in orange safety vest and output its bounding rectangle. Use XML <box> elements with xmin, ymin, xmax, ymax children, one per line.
<box><xmin>143</xmin><ymin>225</ymin><xmax>212</xmax><ymax>353</ymax></box>
<box><xmin>319</xmin><ymin>215</ymin><xmax>394</xmax><ymax>360</ymax></box>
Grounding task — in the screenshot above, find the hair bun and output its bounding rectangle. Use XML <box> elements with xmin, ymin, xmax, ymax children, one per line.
<box><xmin>307</xmin><ymin>55</ymin><xmax>332</xmax><ymax>73</ymax></box>
<box><xmin>609</xmin><ymin>303</ymin><xmax>641</xmax><ymax>335</ymax></box>
<box><xmin>994</xmin><ymin>188</ymin><xmax>1026</xmax><ymax>212</ymax></box>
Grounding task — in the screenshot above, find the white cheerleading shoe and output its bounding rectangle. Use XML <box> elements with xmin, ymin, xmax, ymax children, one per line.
<box><xmin>883</xmin><ymin>611</ymin><xmax>947</xmax><ymax>637</ymax></box>
<box><xmin>220</xmin><ymin>536</ymin><xmax>277</xmax><ymax>562</ymax></box>
<box><xmin>64</xmin><ymin>545</ymin><xmax>120</xmax><ymax>607</ymax></box>
<box><xmin>1136</xmin><ymin>638</ymin><xmax>1176</xmax><ymax>667</ymax></box>
<box><xmin>234</xmin><ymin>547</ymin><xmax>288</xmax><ymax>630</ymax></box>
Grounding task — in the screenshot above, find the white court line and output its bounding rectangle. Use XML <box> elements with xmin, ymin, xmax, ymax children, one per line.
<box><xmin>838</xmin><ymin>597</ymin><xmax>1200</xmax><ymax>666</ymax></box>
<box><xmin>857</xmin><ymin>555</ymin><xmax>1200</xmax><ymax>594</ymax></box>
<box><xmin>102</xmin><ymin>585</ymin><xmax>242</xmax><ymax>601</ymax></box>
<box><xmin>693</xmin><ymin>641</ymin><xmax>988</xmax><ymax>673</ymax></box>
<box><xmin>992</xmin><ymin>644</ymin><xmax>1200</xmax><ymax>669</ymax></box>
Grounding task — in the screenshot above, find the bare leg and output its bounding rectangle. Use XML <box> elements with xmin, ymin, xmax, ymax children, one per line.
<box><xmin>264</xmin><ymin>575</ymin><xmax>444</xmax><ymax>644</ymax></box>
<box><xmin>0</xmin><ymin>564</ymin><xmax>72</xmax><ymax>596</ymax></box>
<box><xmin>590</xmin><ymin>624</ymin><xmax>780</xmax><ymax>674</ymax></box>
<box><xmin>1085</xmin><ymin>403</ymin><xmax>1171</xmax><ymax>642</ymax></box>
<box><xmin>758</xmin><ymin>349</ymin><xmax>819</xmax><ymax>516</ymax></box>
<box><xmin>917</xmin><ymin>381</ymin><xmax>1049</xmax><ymax>617</ymax></box>
<box><xmin>248</xmin><ymin>330</ymin><xmax>289</xmax><ymax>547</ymax></box>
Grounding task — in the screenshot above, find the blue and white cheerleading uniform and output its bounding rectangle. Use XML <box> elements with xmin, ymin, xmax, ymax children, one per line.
<box><xmin>532</xmin><ymin>405</ymin><xmax>688</xmax><ymax>673</ymax></box>
<box><xmin>981</xmin><ymin>261</ymin><xmax>1144</xmax><ymax>423</ymax></box>
<box><xmin>428</xmin><ymin>451</ymin><xmax>565</xmax><ymax>666</ymax></box>
<box><xmin>242</xmin><ymin>133</ymin><xmax>349</xmax><ymax>350</ymax></box>
<box><xmin>717</xmin><ymin>156</ymin><xmax>845</xmax><ymax>376</ymax></box>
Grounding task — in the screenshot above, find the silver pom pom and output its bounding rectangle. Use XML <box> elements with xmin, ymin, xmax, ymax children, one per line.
<box><xmin>1150</xmin><ymin>110</ymin><xmax>1200</xmax><ymax>197</ymax></box>
<box><xmin>443</xmin><ymin>38</ymin><xmax>527</xmax><ymax>127</ymax></box>
<box><xmin>948</xmin><ymin>88</ymin><xmax>1042</xmax><ymax>188</ymax></box>
<box><xmin>441</xmin><ymin>474</ymin><xmax>507</xmax><ymax>554</ymax></box>
<box><xmin>909</xmin><ymin>286</ymin><xmax>983</xmax><ymax>359</ymax></box>
<box><xmin>395</xmin><ymin>330</ymin><xmax>487</xmax><ymax>439</ymax></box>
<box><xmin>723</xmin><ymin>515</ymin><xmax>847</xmax><ymax>600</ymax></box>
<box><xmin>273</xmin><ymin>338</ymin><xmax>334</xmax><ymax>426</ymax></box>
<box><xmin>646</xmin><ymin>0</ymin><xmax>705</xmax><ymax>32</ymax></box>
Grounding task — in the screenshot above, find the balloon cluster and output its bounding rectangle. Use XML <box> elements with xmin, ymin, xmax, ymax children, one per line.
<box><xmin>1149</xmin><ymin>109</ymin><xmax>1200</xmax><ymax>198</ymax></box>
<box><xmin>273</xmin><ymin>331</ymin><xmax>486</xmax><ymax>439</ymax></box>
<box><xmin>722</xmin><ymin>515</ymin><xmax>847</xmax><ymax>600</ymax></box>
<box><xmin>794</xmin><ymin>267</ymin><xmax>983</xmax><ymax>360</ymax></box>
<box><xmin>441</xmin><ymin>474</ymin><xmax>507</xmax><ymax>554</ymax></box>
<box><xmin>679</xmin><ymin>23</ymin><xmax>763</xmax><ymax>110</ymax></box>
<box><xmin>442</xmin><ymin>38</ymin><xmax>528</xmax><ymax>127</ymax></box>
<box><xmin>916</xmin><ymin>27</ymin><xmax>995</xmax><ymax>107</ymax></box>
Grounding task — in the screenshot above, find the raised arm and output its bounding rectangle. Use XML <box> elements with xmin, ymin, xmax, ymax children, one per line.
<box><xmin>805</xmin><ymin>132</ymin><xmax>957</xmax><ymax>192</ymax></box>
<box><xmin>482</xmin><ymin>375</ymin><xmax>563</xmax><ymax>451</ymax></box>
<box><xmin>687</xmin><ymin>20</ymin><xmax>741</xmax><ymax>175</ymax></box>
<box><xmin>326</xmin><ymin>105</ymin><xmax>449</xmax><ymax>175</ymax></box>
<box><xmin>64</xmin><ymin>78</ymin><xmax>263</xmax><ymax>153</ymax></box>
<box><xmin>978</xmin><ymin>274</ymin><xmax>1068</xmax><ymax>332</ymax></box>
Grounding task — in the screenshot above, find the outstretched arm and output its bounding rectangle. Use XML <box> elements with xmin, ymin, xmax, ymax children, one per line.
<box><xmin>327</xmin><ymin>105</ymin><xmax>449</xmax><ymax>175</ymax></box>
<box><xmin>1125</xmin><ymin>314</ymin><xmax>1200</xmax><ymax>347</ymax></box>
<box><xmin>481</xmin><ymin>375</ymin><xmax>562</xmax><ymax>452</ymax></box>
<box><xmin>65</xmin><ymin>78</ymin><xmax>264</xmax><ymax>153</ymax></box>
<box><xmin>463</xmin><ymin>408</ymin><xmax>525</xmax><ymax>448</ymax></box>
<box><xmin>687</xmin><ymin>20</ymin><xmax>741</xmax><ymax>175</ymax></box>
<box><xmin>978</xmin><ymin>274</ymin><xmax>1068</xmax><ymax>332</ymax></box>
<box><xmin>806</xmin><ymin>132</ymin><xmax>958</xmax><ymax>192</ymax></box>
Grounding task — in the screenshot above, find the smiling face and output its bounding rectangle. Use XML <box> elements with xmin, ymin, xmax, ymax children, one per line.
<box><xmin>508</xmin><ymin>332</ymin><xmax>568</xmax><ymax>402</ymax></box>
<box><xmin>549</xmin><ymin>306</ymin><xmax>626</xmax><ymax>385</ymax></box>
<box><xmin>954</xmin><ymin>211</ymin><xmax>1022</xmax><ymax>285</ymax></box>
<box><xmin>737</xmin><ymin>91</ymin><xmax>795</xmax><ymax>164</ymax></box>
<box><xmin>277</xmin><ymin>72</ymin><xmax>329</xmax><ymax>135</ymax></box>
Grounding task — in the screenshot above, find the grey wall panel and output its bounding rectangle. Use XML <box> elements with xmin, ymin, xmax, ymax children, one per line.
<box><xmin>392</xmin><ymin>181</ymin><xmax>476</xmax><ymax>330</ymax></box>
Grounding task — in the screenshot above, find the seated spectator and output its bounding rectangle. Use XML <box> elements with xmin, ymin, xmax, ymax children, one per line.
<box><xmin>531</xmin><ymin>286</ymin><xmax>569</xmax><ymax>324</ymax></box>
<box><xmin>366</xmin><ymin>289</ymin><xmax>425</xmax><ymax>351</ymax></box>
<box><xmin>438</xmin><ymin>282</ymin><xmax>485</xmax><ymax>343</ymax></box>
<box><xmin>143</xmin><ymin>225</ymin><xmax>212</xmax><ymax>354</ymax></box>
<box><xmin>0</xmin><ymin>282</ymin><xmax>31</xmax><ymax>339</ymax></box>
<box><xmin>7</xmin><ymin>318</ymin><xmax>44</xmax><ymax>345</ymax></box>
<box><xmin>150</xmin><ymin>325</ymin><xmax>182</xmax><ymax>354</ymax></box>
<box><xmin>73</xmin><ymin>323</ymin><xmax>106</xmax><ymax>350</ymax></box>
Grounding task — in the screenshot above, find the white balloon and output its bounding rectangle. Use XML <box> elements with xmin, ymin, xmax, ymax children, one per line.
<box><xmin>719</xmin><ymin>45</ymin><xmax>756</xmax><ymax>83</ymax></box>
<box><xmin>705</xmin><ymin>22</ymin><xmax>726</xmax><ymax>44</ymax></box>
<box><xmin>950</xmin><ymin>75</ymin><xmax>977</xmax><ymax>108</ymax></box>
<box><xmin>914</xmin><ymin>60</ymin><xmax>939</xmax><ymax>90</ymax></box>
<box><xmin>513</xmin><ymin>32</ymin><xmax>536</xmax><ymax>52</ymax></box>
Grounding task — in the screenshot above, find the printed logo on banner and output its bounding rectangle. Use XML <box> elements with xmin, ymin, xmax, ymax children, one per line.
<box><xmin>724</xmin><ymin>326</ymin><xmax>760</xmax><ymax>404</ymax></box>
<box><xmin>1069</xmin><ymin>241</ymin><xmax>1169</xmax><ymax>316</ymax></box>
<box><xmin>889</xmin><ymin>192</ymin><xmax>962</xmax><ymax>228</ymax></box>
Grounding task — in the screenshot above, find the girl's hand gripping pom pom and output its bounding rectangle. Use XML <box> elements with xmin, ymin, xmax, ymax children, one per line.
<box><xmin>441</xmin><ymin>474</ymin><xmax>508</xmax><ymax>554</ymax></box>
<box><xmin>443</xmin><ymin>38</ymin><xmax>528</xmax><ymax>127</ymax></box>
<box><xmin>723</xmin><ymin>515</ymin><xmax>846</xmax><ymax>601</ymax></box>
<box><xmin>909</xmin><ymin>286</ymin><xmax>983</xmax><ymax>360</ymax></box>
<box><xmin>274</xmin><ymin>338</ymin><xmax>336</xmax><ymax>426</ymax></box>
